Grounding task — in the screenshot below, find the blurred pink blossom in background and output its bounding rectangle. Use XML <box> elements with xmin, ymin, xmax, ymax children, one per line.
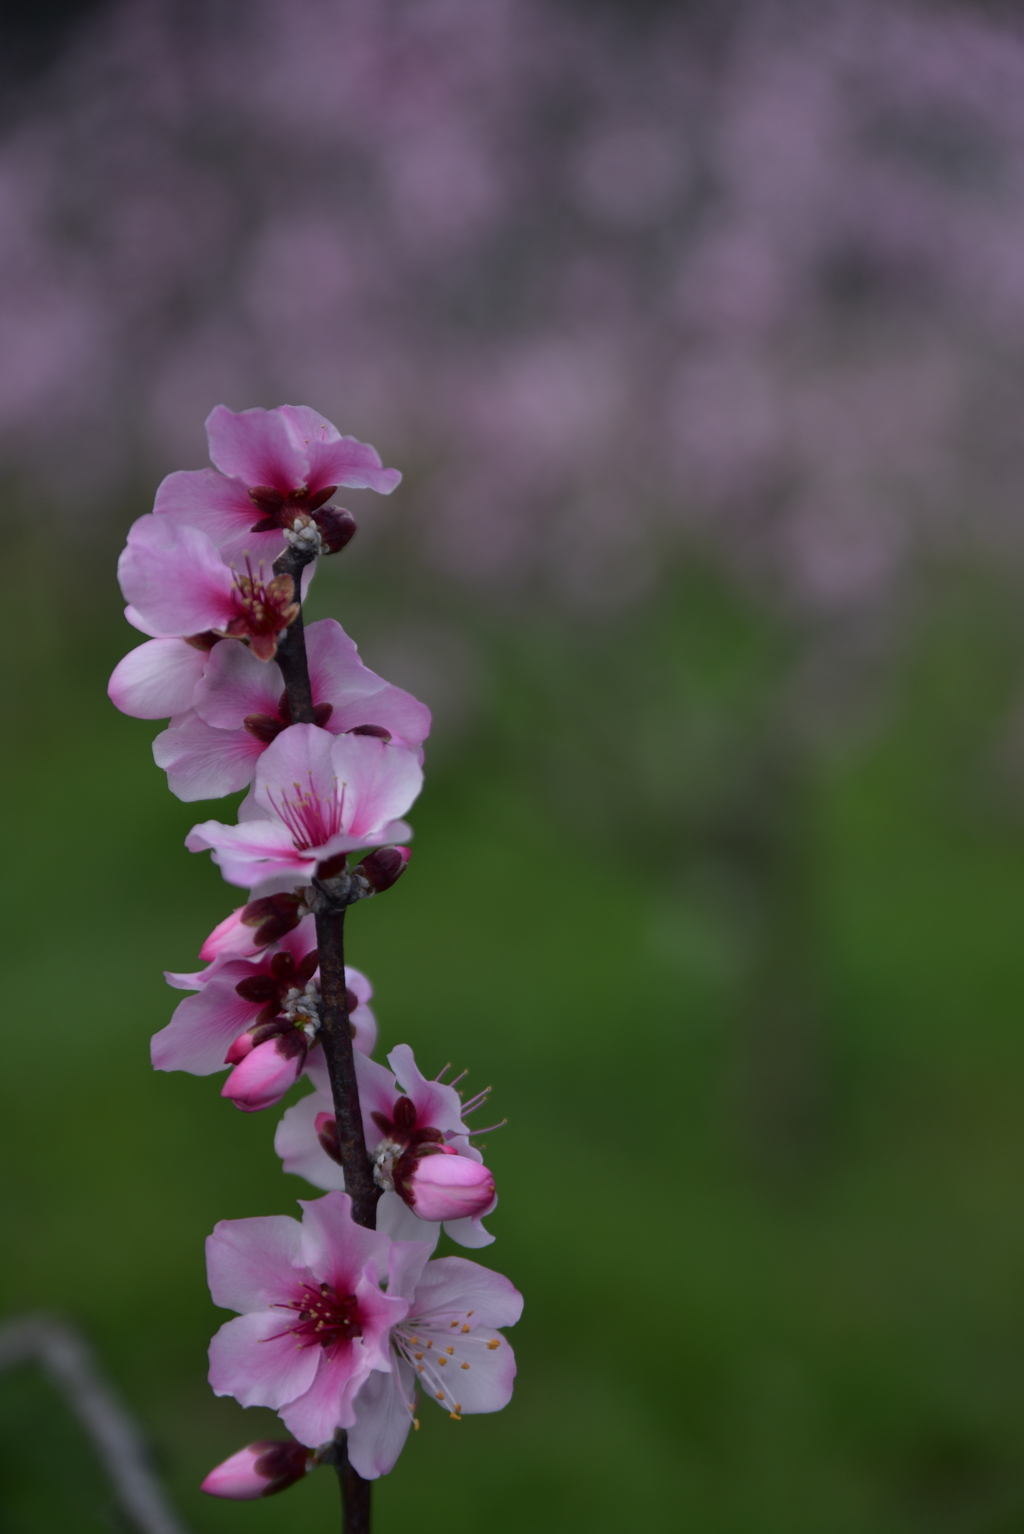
<box><xmin>4</xmin><ymin>0</ymin><xmax>1024</xmax><ymax>622</ymax></box>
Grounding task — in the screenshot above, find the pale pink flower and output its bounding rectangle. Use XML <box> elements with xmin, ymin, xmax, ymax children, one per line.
<box><xmin>153</xmin><ymin>919</ymin><xmax>376</xmax><ymax>1079</ymax></box>
<box><xmin>201</xmin><ymin>1440</ymin><xmax>311</xmax><ymax>1499</ymax></box>
<box><xmin>185</xmin><ymin>724</ymin><xmax>421</xmax><ymax>887</ymax></box>
<box><xmin>117</xmin><ymin>514</ymin><xmax>298</xmax><ymax>662</ymax></box>
<box><xmin>346</xmin><ymin>1242</ymin><xmax>522</xmax><ymax>1479</ymax></box>
<box><xmin>153</xmin><ymin>618</ymin><xmax>430</xmax><ymax>800</ymax></box>
<box><xmin>156</xmin><ymin>404</ymin><xmax>400</xmax><ymax>565</ymax></box>
<box><xmin>108</xmin><ymin>630</ymin><xmax>221</xmax><ymax>720</ymax></box>
<box><xmin>277</xmin><ymin>1044</ymin><xmax>497</xmax><ymax>1247</ymax></box>
<box><xmin>207</xmin><ymin>1192</ymin><xmax>407</xmax><ymax>1448</ymax></box>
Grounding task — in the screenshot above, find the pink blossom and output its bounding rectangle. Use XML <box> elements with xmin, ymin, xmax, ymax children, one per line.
<box><xmin>207</xmin><ymin>1192</ymin><xmax>407</xmax><ymax>1448</ymax></box>
<box><xmin>153</xmin><ymin>919</ymin><xmax>376</xmax><ymax>1077</ymax></box>
<box><xmin>201</xmin><ymin>1440</ymin><xmax>311</xmax><ymax>1499</ymax></box>
<box><xmin>195</xmin><ymin>888</ymin><xmax>308</xmax><ymax>964</ymax></box>
<box><xmin>117</xmin><ymin>514</ymin><xmax>298</xmax><ymax>662</ymax></box>
<box><xmin>185</xmin><ymin>724</ymin><xmax>421</xmax><ymax>887</ymax></box>
<box><xmin>346</xmin><ymin>1242</ymin><xmax>522</xmax><ymax>1479</ymax></box>
<box><xmin>277</xmin><ymin>1044</ymin><xmax>496</xmax><ymax>1247</ymax></box>
<box><xmin>153</xmin><ymin>618</ymin><xmax>430</xmax><ymax>800</ymax></box>
<box><xmin>108</xmin><ymin>632</ymin><xmax>221</xmax><ymax>720</ymax></box>
<box><xmin>156</xmin><ymin>404</ymin><xmax>401</xmax><ymax>565</ymax></box>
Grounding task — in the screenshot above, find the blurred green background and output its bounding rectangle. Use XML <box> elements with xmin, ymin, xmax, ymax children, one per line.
<box><xmin>5</xmin><ymin>0</ymin><xmax>1024</xmax><ymax>1529</ymax></box>
<box><xmin>3</xmin><ymin>528</ymin><xmax>1024</xmax><ymax>1533</ymax></box>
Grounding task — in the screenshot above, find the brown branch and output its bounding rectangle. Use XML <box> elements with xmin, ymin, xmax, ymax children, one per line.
<box><xmin>0</xmin><ymin>1312</ymin><xmax>191</xmax><ymax>1534</ymax></box>
<box><xmin>272</xmin><ymin>540</ymin><xmax>379</xmax><ymax>1524</ymax></box>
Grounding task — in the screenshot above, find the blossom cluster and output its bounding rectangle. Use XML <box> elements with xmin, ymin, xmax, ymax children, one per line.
<box><xmin>110</xmin><ymin>405</ymin><xmax>521</xmax><ymax>1499</ymax></box>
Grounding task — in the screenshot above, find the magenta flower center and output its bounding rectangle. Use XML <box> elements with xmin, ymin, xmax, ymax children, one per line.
<box><xmin>273</xmin><ymin>1281</ymin><xmax>362</xmax><ymax>1354</ymax></box>
<box><xmin>268</xmin><ymin>773</ymin><xmax>346</xmax><ymax>850</ymax></box>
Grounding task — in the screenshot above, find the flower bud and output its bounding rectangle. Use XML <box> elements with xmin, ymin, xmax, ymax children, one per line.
<box><xmin>314</xmin><ymin>504</ymin><xmax>357</xmax><ymax>553</ymax></box>
<box><xmin>239</xmin><ymin>891</ymin><xmax>304</xmax><ymax>948</ymax></box>
<box><xmin>354</xmin><ymin>845</ymin><xmax>411</xmax><ymax>894</ymax></box>
<box><xmin>222</xmin><ymin>1029</ymin><xmax>308</xmax><ymax>1111</ymax></box>
<box><xmin>201</xmin><ymin>1440</ymin><xmax>311</xmax><ymax>1499</ymax></box>
<box><xmin>403</xmin><ymin>1149</ymin><xmax>496</xmax><ymax>1223</ymax></box>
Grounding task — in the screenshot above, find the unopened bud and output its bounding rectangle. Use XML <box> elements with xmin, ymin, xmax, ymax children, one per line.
<box><xmin>240</xmin><ymin>892</ymin><xmax>304</xmax><ymax>948</ymax></box>
<box><xmin>314</xmin><ymin>1111</ymin><xmax>343</xmax><ymax>1166</ymax></box>
<box><xmin>222</xmin><ymin>1030</ymin><xmax>308</xmax><ymax>1112</ymax></box>
<box><xmin>313</xmin><ymin>505</ymin><xmax>357</xmax><ymax>554</ymax></box>
<box><xmin>403</xmin><ymin>1149</ymin><xmax>496</xmax><ymax>1223</ymax></box>
<box><xmin>201</xmin><ymin>1440</ymin><xmax>311</xmax><ymax>1499</ymax></box>
<box><xmin>354</xmin><ymin>846</ymin><xmax>411</xmax><ymax>894</ymax></box>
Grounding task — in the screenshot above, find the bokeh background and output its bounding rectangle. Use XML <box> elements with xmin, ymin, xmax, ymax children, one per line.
<box><xmin>4</xmin><ymin>0</ymin><xmax>1024</xmax><ymax>1528</ymax></box>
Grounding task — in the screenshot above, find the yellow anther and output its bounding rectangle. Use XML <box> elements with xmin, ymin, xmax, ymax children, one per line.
<box><xmin>435</xmin><ymin>1391</ymin><xmax>444</xmax><ymax>1401</ymax></box>
<box><xmin>461</xmin><ymin>1362</ymin><xmax>470</xmax><ymax>1370</ymax></box>
<box><xmin>417</xmin><ymin>1365</ymin><xmax>424</xmax><ymax>1373</ymax></box>
<box><xmin>454</xmin><ymin>1403</ymin><xmax>462</xmax><ymax>1412</ymax></box>
<box><xmin>425</xmin><ymin>1340</ymin><xmax>433</xmax><ymax>1348</ymax></box>
<box><xmin>438</xmin><ymin>1356</ymin><xmax>447</xmax><ymax>1365</ymax></box>
<box><xmin>487</xmin><ymin>1339</ymin><xmax>500</xmax><ymax>1349</ymax></box>
<box><xmin>413</xmin><ymin>1418</ymin><xmax>420</xmax><ymax>1431</ymax></box>
<box><xmin>450</xmin><ymin>1320</ymin><xmax>459</xmax><ymax>1328</ymax></box>
<box><xmin>414</xmin><ymin>1352</ymin><xmax>423</xmax><ymax>1360</ymax></box>
<box><xmin>445</xmin><ymin>1346</ymin><xmax>454</xmax><ymax>1355</ymax></box>
<box><xmin>467</xmin><ymin>1311</ymin><xmax>474</xmax><ymax>1317</ymax></box>
<box><xmin>449</xmin><ymin>1411</ymin><xmax>462</xmax><ymax>1421</ymax></box>
<box><xmin>461</xmin><ymin>1324</ymin><xmax>470</xmax><ymax>1333</ymax></box>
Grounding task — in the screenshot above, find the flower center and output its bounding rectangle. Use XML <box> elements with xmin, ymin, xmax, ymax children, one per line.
<box><xmin>268</xmin><ymin>773</ymin><xmax>346</xmax><ymax>850</ymax></box>
<box><xmin>274</xmin><ymin>1282</ymin><xmax>362</xmax><ymax>1354</ymax></box>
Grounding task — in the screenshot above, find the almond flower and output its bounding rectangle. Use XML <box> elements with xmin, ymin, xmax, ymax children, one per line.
<box><xmin>185</xmin><ymin>723</ymin><xmax>422</xmax><ymax>887</ymax></box>
<box><xmin>206</xmin><ymin>1192</ymin><xmax>406</xmax><ymax>1448</ymax></box>
<box><xmin>345</xmin><ymin>1240</ymin><xmax>522</xmax><ymax>1479</ymax></box>
<box><xmin>152</xmin><ymin>617</ymin><xmax>430</xmax><ymax>801</ymax></box>
<box><xmin>155</xmin><ymin>404</ymin><xmax>400</xmax><ymax>565</ymax></box>
<box><xmin>277</xmin><ymin>1044</ymin><xmax>498</xmax><ymax>1248</ymax></box>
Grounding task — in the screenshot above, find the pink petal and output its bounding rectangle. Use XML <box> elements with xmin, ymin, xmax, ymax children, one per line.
<box><xmin>151</xmin><ymin>979</ymin><xmax>260</xmax><ymax>1075</ymax></box>
<box><xmin>305</xmin><ymin>622</ymin><xmax>431</xmax><ymax>749</ymax></box>
<box><xmin>353</xmin><ymin>1051</ymin><xmax>400</xmax><ymax>1152</ymax></box>
<box><xmin>208</xmin><ymin>1311</ymin><xmax>320</xmax><ymax>1410</ymax></box>
<box><xmin>417</xmin><ymin>1326</ymin><xmax>516</xmax><ymax>1415</ymax></box>
<box><xmin>386</xmin><ymin>1044</ymin><xmax>468</xmax><ymax>1140</ymax></box>
<box><xmin>297</xmin><ymin>1192</ymin><xmax>391</xmax><ymax>1295</ymax></box>
<box><xmin>277</xmin><ymin>1348</ymin><xmax>366</xmax><ymax>1446</ymax></box>
<box><xmin>439</xmin><ymin>1214</ymin><xmax>496</xmax><ymax>1250</ymax></box>
<box><xmin>278</xmin><ymin>406</ymin><xmax>401</xmax><ymax>494</ymax></box>
<box><xmin>206</xmin><ymin>404</ymin><xmax>305</xmax><ymax>491</ymax></box>
<box><xmin>107</xmin><ymin>639</ymin><xmax>208</xmax><ymax>719</ymax></box>
<box><xmin>346</xmin><ymin>1360</ymin><xmax>417</xmax><ymax>1479</ymax></box>
<box><xmin>326</xmin><ymin>733</ymin><xmax>423</xmax><ymax>841</ymax></box>
<box><xmin>154</xmin><ymin>712</ymin><xmax>264</xmax><ymax>800</ymax></box>
<box><xmin>154</xmin><ymin>466</ymin><xmax>264</xmax><ymax>551</ymax></box>
<box><xmin>193</xmin><ymin>639</ymin><xmax>283</xmax><ymax>728</ymax></box>
<box><xmin>375</xmin><ymin>1190</ymin><xmax>441</xmax><ymax>1251</ymax></box>
<box><xmin>276</xmin><ymin>1091</ymin><xmax>347</xmax><ymax>1192</ymax></box>
<box><xmin>185</xmin><ymin>818</ymin><xmax>313</xmax><ymax>887</ymax></box>
<box><xmin>411</xmin><ymin>1257</ymin><xmax>523</xmax><ymax>1332</ymax></box>
<box><xmin>252</xmin><ymin>723</ymin><xmax>337</xmax><ymax>823</ymax></box>
<box><xmin>118</xmin><ymin>515</ymin><xmax>236</xmax><ymax>636</ymax></box>
<box><xmin>206</xmin><ymin>1213</ymin><xmax>306</xmax><ymax>1311</ymax></box>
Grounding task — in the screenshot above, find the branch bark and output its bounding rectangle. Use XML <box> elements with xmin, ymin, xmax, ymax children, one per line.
<box><xmin>273</xmin><ymin>542</ymin><xmax>378</xmax><ymax>1524</ymax></box>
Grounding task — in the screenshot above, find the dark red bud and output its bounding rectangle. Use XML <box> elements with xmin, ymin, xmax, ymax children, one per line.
<box><xmin>392</xmin><ymin>1095</ymin><xmax>417</xmax><ymax>1132</ymax></box>
<box><xmin>268</xmin><ymin>951</ymin><xmax>297</xmax><ymax>980</ymax></box>
<box><xmin>313</xmin><ymin>505</ymin><xmax>357</xmax><ymax>554</ymax></box>
<box><xmin>240</xmin><ymin>893</ymin><xmax>303</xmax><ymax>947</ymax></box>
<box><xmin>347</xmin><ymin>724</ymin><xmax>392</xmax><ymax>742</ymax></box>
<box><xmin>243</xmin><ymin>713</ymin><xmax>285</xmax><ymax>743</ymax></box>
<box><xmin>248</xmin><ymin>485</ymin><xmax>285</xmax><ymax>512</ymax></box>
<box><xmin>253</xmin><ymin>1440</ymin><xmax>312</xmax><ymax>1496</ymax></box>
<box><xmin>235</xmin><ymin>975</ymin><xmax>279</xmax><ymax>1004</ymax></box>
<box><xmin>313</xmin><ymin>702</ymin><xmax>334</xmax><ymax>728</ymax></box>
<box><xmin>298</xmin><ymin>950</ymin><xmax>320</xmax><ymax>984</ymax></box>
<box><xmin>306</xmin><ymin>485</ymin><xmax>337</xmax><ymax>512</ymax></box>
<box><xmin>354</xmin><ymin>846</ymin><xmax>411</xmax><ymax>893</ymax></box>
<box><xmin>314</xmin><ymin>1111</ymin><xmax>343</xmax><ymax>1165</ymax></box>
<box><xmin>316</xmin><ymin>852</ymin><xmax>348</xmax><ymax>880</ymax></box>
